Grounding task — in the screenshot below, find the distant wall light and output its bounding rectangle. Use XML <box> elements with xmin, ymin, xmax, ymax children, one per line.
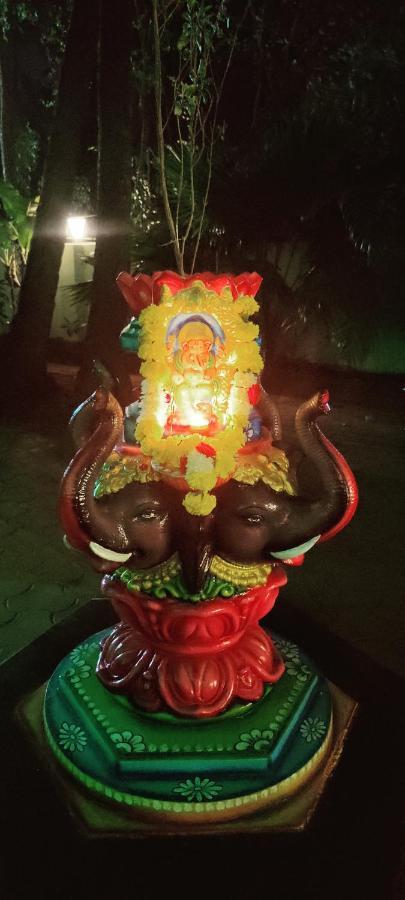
<box><xmin>66</xmin><ymin>216</ymin><xmax>87</xmax><ymax>241</ymax></box>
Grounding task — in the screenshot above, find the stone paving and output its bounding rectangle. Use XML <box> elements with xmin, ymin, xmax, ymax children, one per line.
<box><xmin>277</xmin><ymin>387</ymin><xmax>405</xmax><ymax>680</ymax></box>
<box><xmin>0</xmin><ymin>408</ymin><xmax>99</xmax><ymax>664</ymax></box>
<box><xmin>0</xmin><ymin>365</ymin><xmax>404</xmax><ymax>679</ymax></box>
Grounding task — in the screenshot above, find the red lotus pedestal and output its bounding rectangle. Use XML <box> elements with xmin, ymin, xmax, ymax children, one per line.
<box><xmin>97</xmin><ymin>568</ymin><xmax>287</xmax><ymax>718</ymax></box>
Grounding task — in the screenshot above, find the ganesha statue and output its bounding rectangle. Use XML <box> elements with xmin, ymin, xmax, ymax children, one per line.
<box><xmin>43</xmin><ymin>271</ymin><xmax>357</xmax><ymax>825</ymax></box>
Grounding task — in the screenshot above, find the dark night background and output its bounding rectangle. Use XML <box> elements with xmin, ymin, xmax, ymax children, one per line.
<box><xmin>0</xmin><ymin>0</ymin><xmax>404</xmax><ymax>383</ymax></box>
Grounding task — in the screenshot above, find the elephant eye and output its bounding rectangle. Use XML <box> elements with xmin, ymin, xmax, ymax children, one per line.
<box><xmin>133</xmin><ymin>508</ymin><xmax>164</xmax><ymax>522</ymax></box>
<box><xmin>238</xmin><ymin>509</ymin><xmax>266</xmax><ymax>526</ymax></box>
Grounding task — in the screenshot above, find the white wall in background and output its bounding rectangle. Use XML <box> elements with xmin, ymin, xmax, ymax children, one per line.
<box><xmin>50</xmin><ymin>241</ymin><xmax>95</xmax><ymax>342</ymax></box>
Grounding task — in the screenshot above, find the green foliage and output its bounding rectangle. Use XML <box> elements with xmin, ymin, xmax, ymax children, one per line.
<box><xmin>13</xmin><ymin>126</ymin><xmax>40</xmax><ymax>196</ymax></box>
<box><xmin>129</xmin><ymin>0</ymin><xmax>233</xmax><ymax>274</ymax></box>
<box><xmin>193</xmin><ymin>3</ymin><xmax>405</xmax><ymax>371</ymax></box>
<box><xmin>70</xmin><ymin>177</ymin><xmax>94</xmax><ymax>216</ymax></box>
<box><xmin>0</xmin><ymin>1</ymin><xmax>40</xmax><ymax>33</ymax></box>
<box><xmin>61</xmin><ymin>281</ymin><xmax>92</xmax><ymax>308</ymax></box>
<box><xmin>0</xmin><ymin>1</ymin><xmax>72</xmax><ymax>193</ymax></box>
<box><xmin>0</xmin><ymin>181</ymin><xmax>32</xmax><ymax>263</ymax></box>
<box><xmin>129</xmin><ymin>145</ymin><xmax>218</xmax><ymax>275</ymax></box>
<box><xmin>0</xmin><ymin>181</ymin><xmax>33</xmax><ymax>331</ymax></box>
<box><xmin>341</xmin><ymin>182</ymin><xmax>405</xmax><ymax>271</ymax></box>
<box><xmin>59</xmin><ymin>281</ymin><xmax>92</xmax><ymax>340</ymax></box>
<box><xmin>0</xmin><ymin>270</ymin><xmax>13</xmax><ymax>330</ymax></box>
<box><xmin>152</xmin><ymin>0</ymin><xmax>236</xmax><ymax>272</ymax></box>
<box><xmin>16</xmin><ymin>0</ymin><xmax>398</xmax><ymax>371</ymax></box>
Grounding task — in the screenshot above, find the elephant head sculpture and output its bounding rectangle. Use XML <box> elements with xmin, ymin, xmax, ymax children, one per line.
<box><xmin>60</xmin><ymin>385</ymin><xmax>357</xmax><ymax>592</ymax></box>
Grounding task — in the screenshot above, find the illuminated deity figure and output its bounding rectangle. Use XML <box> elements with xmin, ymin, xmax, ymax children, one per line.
<box><xmin>165</xmin><ymin>314</ymin><xmax>226</xmax><ymax>433</ymax></box>
<box><xmin>43</xmin><ymin>271</ymin><xmax>358</xmax><ymax>825</ymax></box>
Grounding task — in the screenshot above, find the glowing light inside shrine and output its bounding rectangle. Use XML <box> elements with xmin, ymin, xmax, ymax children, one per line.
<box><xmin>162</xmin><ymin>315</ymin><xmax>229</xmax><ymax>434</ymax></box>
<box><xmin>156</xmin><ymin>389</ymin><xmax>169</xmax><ymax>428</ymax></box>
<box><xmin>183</xmin><ymin>391</ymin><xmax>213</xmax><ymax>428</ymax></box>
<box><xmin>227</xmin><ymin>382</ymin><xmax>242</xmax><ymax>419</ymax></box>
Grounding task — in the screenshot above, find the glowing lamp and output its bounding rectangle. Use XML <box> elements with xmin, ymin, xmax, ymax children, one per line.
<box><xmin>66</xmin><ymin>216</ymin><xmax>87</xmax><ymax>241</ymax></box>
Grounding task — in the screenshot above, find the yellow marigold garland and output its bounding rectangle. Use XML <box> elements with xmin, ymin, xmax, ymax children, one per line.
<box><xmin>183</xmin><ymin>491</ymin><xmax>217</xmax><ymax>516</ymax></box>
<box><xmin>93</xmin><ymin>278</ymin><xmax>298</xmax><ymax>513</ymax></box>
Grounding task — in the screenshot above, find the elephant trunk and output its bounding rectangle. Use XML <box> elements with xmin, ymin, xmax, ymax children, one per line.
<box><xmin>177</xmin><ymin>515</ymin><xmax>213</xmax><ymax>594</ymax></box>
<box><xmin>59</xmin><ymin>389</ymin><xmax>125</xmax><ymax>558</ymax></box>
<box><xmin>257</xmin><ymin>388</ymin><xmax>283</xmax><ymax>440</ymax></box>
<box><xmin>295</xmin><ymin>390</ymin><xmax>358</xmax><ymax>541</ymax></box>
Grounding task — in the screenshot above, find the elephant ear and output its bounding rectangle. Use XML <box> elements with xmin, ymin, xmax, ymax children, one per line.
<box><xmin>269</xmin><ymin>534</ymin><xmax>321</xmax><ymax>566</ymax></box>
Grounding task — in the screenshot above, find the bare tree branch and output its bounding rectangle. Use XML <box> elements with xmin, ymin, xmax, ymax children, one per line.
<box><xmin>153</xmin><ymin>0</ymin><xmax>183</xmax><ymax>272</ymax></box>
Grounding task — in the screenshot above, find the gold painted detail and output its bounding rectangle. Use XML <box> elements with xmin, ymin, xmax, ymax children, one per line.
<box><xmin>94</xmin><ymin>451</ymin><xmax>158</xmax><ymax>499</ymax></box>
<box><xmin>114</xmin><ymin>554</ymin><xmax>181</xmax><ymax>595</ymax></box>
<box><xmin>94</xmin><ymin>446</ymin><xmax>296</xmax><ymax>502</ymax></box>
<box><xmin>113</xmin><ymin>553</ymin><xmax>272</xmax><ymax>599</ymax></box>
<box><xmin>233</xmin><ymin>447</ymin><xmax>296</xmax><ymax>495</ymax></box>
<box><xmin>209</xmin><ymin>555</ymin><xmax>272</xmax><ymax>588</ymax></box>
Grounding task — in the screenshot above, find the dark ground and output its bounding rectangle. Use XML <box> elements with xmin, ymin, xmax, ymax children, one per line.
<box><xmin>1</xmin><ymin>359</ymin><xmax>404</xmax><ymax>679</ymax></box>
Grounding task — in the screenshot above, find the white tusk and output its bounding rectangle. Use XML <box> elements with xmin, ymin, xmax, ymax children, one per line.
<box><xmin>270</xmin><ymin>535</ymin><xmax>321</xmax><ymax>560</ymax></box>
<box><xmin>89</xmin><ymin>541</ymin><xmax>132</xmax><ymax>562</ymax></box>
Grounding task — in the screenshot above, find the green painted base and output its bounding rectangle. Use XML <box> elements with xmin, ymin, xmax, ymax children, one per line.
<box><xmin>43</xmin><ymin>631</ymin><xmax>334</xmax><ymax>823</ymax></box>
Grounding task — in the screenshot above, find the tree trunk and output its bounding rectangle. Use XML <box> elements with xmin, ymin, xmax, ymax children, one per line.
<box><xmin>6</xmin><ymin>0</ymin><xmax>97</xmax><ymax>398</ymax></box>
<box><xmin>78</xmin><ymin>0</ymin><xmax>133</xmax><ymax>406</ymax></box>
<box><xmin>0</xmin><ymin>50</ymin><xmax>8</xmax><ymax>181</ymax></box>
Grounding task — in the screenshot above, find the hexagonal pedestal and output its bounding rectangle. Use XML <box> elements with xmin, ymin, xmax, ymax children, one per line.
<box><xmin>23</xmin><ymin>629</ymin><xmax>357</xmax><ymax>830</ymax></box>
